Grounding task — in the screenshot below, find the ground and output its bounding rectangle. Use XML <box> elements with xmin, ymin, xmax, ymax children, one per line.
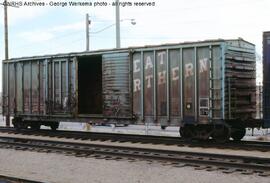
<box><xmin>0</xmin><ymin>149</ymin><xmax>269</xmax><ymax>183</ymax></box>
<box><xmin>0</xmin><ymin>116</ymin><xmax>269</xmax><ymax>183</ymax></box>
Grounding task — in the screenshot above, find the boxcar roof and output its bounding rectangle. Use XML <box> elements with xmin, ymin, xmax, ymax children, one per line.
<box><xmin>4</xmin><ymin>38</ymin><xmax>254</xmax><ymax>62</ymax></box>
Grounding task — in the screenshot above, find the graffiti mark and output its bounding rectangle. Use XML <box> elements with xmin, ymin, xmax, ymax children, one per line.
<box><xmin>103</xmin><ymin>95</ymin><xmax>121</xmax><ymax>117</ymax></box>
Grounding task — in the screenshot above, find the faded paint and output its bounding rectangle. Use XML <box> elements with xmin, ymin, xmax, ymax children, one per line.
<box><xmin>2</xmin><ymin>39</ymin><xmax>257</xmax><ymax>127</ymax></box>
<box><xmin>102</xmin><ymin>53</ymin><xmax>132</xmax><ymax>118</ymax></box>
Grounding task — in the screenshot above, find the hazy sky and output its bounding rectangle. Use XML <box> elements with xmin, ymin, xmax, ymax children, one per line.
<box><xmin>0</xmin><ymin>0</ymin><xmax>269</xmax><ymax>86</ymax></box>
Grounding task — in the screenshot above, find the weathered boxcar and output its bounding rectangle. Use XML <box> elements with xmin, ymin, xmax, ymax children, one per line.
<box><xmin>263</xmin><ymin>32</ymin><xmax>270</xmax><ymax>128</ymax></box>
<box><xmin>2</xmin><ymin>39</ymin><xmax>258</xmax><ymax>141</ymax></box>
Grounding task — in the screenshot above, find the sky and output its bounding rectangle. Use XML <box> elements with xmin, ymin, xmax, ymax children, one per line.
<box><xmin>0</xmin><ymin>0</ymin><xmax>269</xmax><ymax>88</ymax></box>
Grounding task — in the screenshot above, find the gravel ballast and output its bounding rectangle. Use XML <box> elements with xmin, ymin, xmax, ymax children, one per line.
<box><xmin>0</xmin><ymin>148</ymin><xmax>269</xmax><ymax>183</ymax></box>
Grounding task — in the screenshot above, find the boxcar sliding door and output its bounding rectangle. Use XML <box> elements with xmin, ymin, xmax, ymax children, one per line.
<box><xmin>102</xmin><ymin>53</ymin><xmax>132</xmax><ymax>119</ymax></box>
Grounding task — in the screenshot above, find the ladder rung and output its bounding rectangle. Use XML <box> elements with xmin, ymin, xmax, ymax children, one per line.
<box><xmin>209</xmin><ymin>78</ymin><xmax>222</xmax><ymax>80</ymax></box>
<box><xmin>209</xmin><ymin>67</ymin><xmax>222</xmax><ymax>70</ymax></box>
<box><xmin>209</xmin><ymin>108</ymin><xmax>222</xmax><ymax>110</ymax></box>
<box><xmin>210</xmin><ymin>88</ymin><xmax>222</xmax><ymax>90</ymax></box>
<box><xmin>209</xmin><ymin>98</ymin><xmax>222</xmax><ymax>100</ymax></box>
<box><xmin>210</xmin><ymin>118</ymin><xmax>222</xmax><ymax>120</ymax></box>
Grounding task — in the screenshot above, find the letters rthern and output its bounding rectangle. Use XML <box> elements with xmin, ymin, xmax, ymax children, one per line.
<box><xmin>133</xmin><ymin>55</ymin><xmax>208</xmax><ymax>92</ymax></box>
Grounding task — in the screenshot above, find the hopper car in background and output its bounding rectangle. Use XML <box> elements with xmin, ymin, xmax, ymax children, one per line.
<box><xmin>2</xmin><ymin>36</ymin><xmax>270</xmax><ymax>142</ymax></box>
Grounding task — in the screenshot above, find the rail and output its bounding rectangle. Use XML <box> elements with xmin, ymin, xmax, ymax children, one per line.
<box><xmin>0</xmin><ymin>175</ymin><xmax>44</xmax><ymax>183</ymax></box>
<box><xmin>0</xmin><ymin>136</ymin><xmax>269</xmax><ymax>176</ymax></box>
<box><xmin>0</xmin><ymin>127</ymin><xmax>269</xmax><ymax>152</ymax></box>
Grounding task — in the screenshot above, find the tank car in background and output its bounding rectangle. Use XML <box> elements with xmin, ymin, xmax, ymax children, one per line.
<box><xmin>2</xmin><ymin>37</ymin><xmax>268</xmax><ymax>142</ymax></box>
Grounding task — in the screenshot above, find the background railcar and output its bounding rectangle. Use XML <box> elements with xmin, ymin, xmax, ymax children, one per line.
<box><xmin>2</xmin><ymin>38</ymin><xmax>261</xmax><ymax>141</ymax></box>
<box><xmin>263</xmin><ymin>32</ymin><xmax>270</xmax><ymax>128</ymax></box>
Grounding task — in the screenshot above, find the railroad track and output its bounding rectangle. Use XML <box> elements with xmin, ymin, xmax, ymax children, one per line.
<box><xmin>0</xmin><ymin>174</ymin><xmax>43</xmax><ymax>183</ymax></box>
<box><xmin>0</xmin><ymin>127</ymin><xmax>269</xmax><ymax>152</ymax></box>
<box><xmin>0</xmin><ymin>136</ymin><xmax>269</xmax><ymax>176</ymax></box>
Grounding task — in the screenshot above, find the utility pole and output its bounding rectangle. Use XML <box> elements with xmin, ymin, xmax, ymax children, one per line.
<box><xmin>4</xmin><ymin>0</ymin><xmax>8</xmax><ymax>60</ymax></box>
<box><xmin>86</xmin><ymin>13</ymin><xmax>90</xmax><ymax>51</ymax></box>
<box><xmin>4</xmin><ymin>0</ymin><xmax>10</xmax><ymax>127</ymax></box>
<box><xmin>115</xmin><ymin>0</ymin><xmax>120</xmax><ymax>48</ymax></box>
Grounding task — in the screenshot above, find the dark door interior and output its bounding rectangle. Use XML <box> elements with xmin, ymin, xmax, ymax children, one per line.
<box><xmin>78</xmin><ymin>55</ymin><xmax>102</xmax><ymax>114</ymax></box>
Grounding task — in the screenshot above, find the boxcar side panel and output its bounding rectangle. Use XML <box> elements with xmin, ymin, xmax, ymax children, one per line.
<box><xmin>156</xmin><ymin>50</ymin><xmax>168</xmax><ymax>124</ymax></box>
<box><xmin>16</xmin><ymin>62</ymin><xmax>23</xmax><ymax>113</ymax></box>
<box><xmin>54</xmin><ymin>61</ymin><xmax>60</xmax><ymax>112</ymax></box>
<box><xmin>197</xmin><ymin>47</ymin><xmax>210</xmax><ymax>123</ymax></box>
<box><xmin>23</xmin><ymin>62</ymin><xmax>31</xmax><ymax>114</ymax></box>
<box><xmin>211</xmin><ymin>46</ymin><xmax>223</xmax><ymax>120</ymax></box>
<box><xmin>53</xmin><ymin>60</ymin><xmax>63</xmax><ymax>113</ymax></box>
<box><xmin>132</xmin><ymin>50</ymin><xmax>172</xmax><ymax>125</ymax></box>
<box><xmin>182</xmin><ymin>48</ymin><xmax>195</xmax><ymax>123</ymax></box>
<box><xmin>169</xmin><ymin>50</ymin><xmax>180</xmax><ymax>124</ymax></box>
<box><xmin>132</xmin><ymin>44</ymin><xmax>224</xmax><ymax>126</ymax></box>
<box><xmin>61</xmin><ymin>61</ymin><xmax>68</xmax><ymax>113</ymax></box>
<box><xmin>132</xmin><ymin>52</ymin><xmax>142</xmax><ymax>120</ymax></box>
<box><xmin>8</xmin><ymin>63</ymin><xmax>15</xmax><ymax>114</ymax></box>
<box><xmin>31</xmin><ymin>61</ymin><xmax>39</xmax><ymax>114</ymax></box>
<box><xmin>46</xmin><ymin>60</ymin><xmax>52</xmax><ymax>114</ymax></box>
<box><xmin>2</xmin><ymin>63</ymin><xmax>8</xmax><ymax>115</ymax></box>
<box><xmin>143</xmin><ymin>52</ymin><xmax>154</xmax><ymax>117</ymax></box>
<box><xmin>71</xmin><ymin>58</ymin><xmax>77</xmax><ymax>115</ymax></box>
<box><xmin>39</xmin><ymin>61</ymin><xmax>45</xmax><ymax>114</ymax></box>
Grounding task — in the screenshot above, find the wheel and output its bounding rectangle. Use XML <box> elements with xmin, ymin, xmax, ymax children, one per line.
<box><xmin>50</xmin><ymin>122</ymin><xmax>59</xmax><ymax>131</ymax></box>
<box><xmin>195</xmin><ymin>126</ymin><xmax>211</xmax><ymax>140</ymax></box>
<box><xmin>12</xmin><ymin>117</ymin><xmax>22</xmax><ymax>130</ymax></box>
<box><xmin>13</xmin><ymin>121</ymin><xmax>20</xmax><ymax>130</ymax></box>
<box><xmin>179</xmin><ymin>126</ymin><xmax>193</xmax><ymax>139</ymax></box>
<box><xmin>212</xmin><ymin>125</ymin><xmax>231</xmax><ymax>143</ymax></box>
<box><xmin>231</xmin><ymin>127</ymin><xmax>246</xmax><ymax>141</ymax></box>
<box><xmin>161</xmin><ymin>126</ymin><xmax>167</xmax><ymax>130</ymax></box>
<box><xmin>30</xmin><ymin>124</ymin><xmax>41</xmax><ymax>130</ymax></box>
<box><xmin>13</xmin><ymin>121</ymin><xmax>27</xmax><ymax>130</ymax></box>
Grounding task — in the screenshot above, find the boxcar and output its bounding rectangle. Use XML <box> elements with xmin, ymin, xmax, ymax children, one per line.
<box><xmin>263</xmin><ymin>32</ymin><xmax>270</xmax><ymax>128</ymax></box>
<box><xmin>2</xmin><ymin>38</ymin><xmax>258</xmax><ymax>141</ymax></box>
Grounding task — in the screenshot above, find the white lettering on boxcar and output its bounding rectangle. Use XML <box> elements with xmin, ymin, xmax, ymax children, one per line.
<box><xmin>145</xmin><ymin>75</ymin><xmax>153</xmax><ymax>88</ymax></box>
<box><xmin>158</xmin><ymin>51</ymin><xmax>166</xmax><ymax>65</ymax></box>
<box><xmin>185</xmin><ymin>63</ymin><xmax>194</xmax><ymax>78</ymax></box>
<box><xmin>134</xmin><ymin>79</ymin><xmax>141</xmax><ymax>92</ymax></box>
<box><xmin>133</xmin><ymin>59</ymin><xmax>140</xmax><ymax>73</ymax></box>
<box><xmin>158</xmin><ymin>71</ymin><xmax>166</xmax><ymax>84</ymax></box>
<box><xmin>199</xmin><ymin>58</ymin><xmax>208</xmax><ymax>73</ymax></box>
<box><xmin>172</xmin><ymin>67</ymin><xmax>179</xmax><ymax>81</ymax></box>
<box><xmin>145</xmin><ymin>56</ymin><xmax>153</xmax><ymax>70</ymax></box>
<box><xmin>133</xmin><ymin>57</ymin><xmax>209</xmax><ymax>92</ymax></box>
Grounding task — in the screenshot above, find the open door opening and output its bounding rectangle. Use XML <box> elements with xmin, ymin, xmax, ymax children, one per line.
<box><xmin>78</xmin><ymin>55</ymin><xmax>102</xmax><ymax>114</ymax></box>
